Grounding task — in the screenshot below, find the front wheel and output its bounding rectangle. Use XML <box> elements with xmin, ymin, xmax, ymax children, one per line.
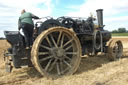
<box><xmin>107</xmin><ymin>40</ymin><xmax>123</xmax><ymax>61</ymax></box>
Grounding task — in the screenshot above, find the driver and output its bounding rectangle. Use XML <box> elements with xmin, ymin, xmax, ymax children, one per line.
<box><xmin>18</xmin><ymin>9</ymin><xmax>39</xmax><ymax>49</ymax></box>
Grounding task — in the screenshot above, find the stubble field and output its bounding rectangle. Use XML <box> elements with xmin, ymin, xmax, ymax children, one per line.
<box><xmin>0</xmin><ymin>37</ymin><xmax>128</xmax><ymax>85</ymax></box>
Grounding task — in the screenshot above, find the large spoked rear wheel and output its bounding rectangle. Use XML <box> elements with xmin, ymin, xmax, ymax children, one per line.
<box><xmin>107</xmin><ymin>40</ymin><xmax>123</xmax><ymax>61</ymax></box>
<box><xmin>31</xmin><ymin>27</ymin><xmax>82</xmax><ymax>78</ymax></box>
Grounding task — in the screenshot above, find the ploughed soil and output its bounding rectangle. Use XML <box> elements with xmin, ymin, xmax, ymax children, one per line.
<box><xmin>0</xmin><ymin>37</ymin><xmax>128</xmax><ymax>85</ymax></box>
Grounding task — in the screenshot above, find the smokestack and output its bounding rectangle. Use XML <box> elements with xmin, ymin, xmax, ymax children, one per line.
<box><xmin>96</xmin><ymin>9</ymin><xmax>104</xmax><ymax>29</ymax></box>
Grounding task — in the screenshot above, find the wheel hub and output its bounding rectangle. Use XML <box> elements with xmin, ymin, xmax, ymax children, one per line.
<box><xmin>50</xmin><ymin>47</ymin><xmax>65</xmax><ymax>59</ymax></box>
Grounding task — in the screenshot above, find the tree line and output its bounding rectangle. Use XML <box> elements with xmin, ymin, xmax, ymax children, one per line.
<box><xmin>112</xmin><ymin>28</ymin><xmax>128</xmax><ymax>33</ymax></box>
<box><xmin>0</xmin><ymin>37</ymin><xmax>6</xmax><ymax>40</ymax></box>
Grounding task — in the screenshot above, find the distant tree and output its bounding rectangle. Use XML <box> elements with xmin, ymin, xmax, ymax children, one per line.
<box><xmin>112</xmin><ymin>27</ymin><xmax>127</xmax><ymax>33</ymax></box>
<box><xmin>112</xmin><ymin>30</ymin><xmax>118</xmax><ymax>33</ymax></box>
<box><xmin>0</xmin><ymin>37</ymin><xmax>5</xmax><ymax>40</ymax></box>
<box><xmin>118</xmin><ymin>28</ymin><xmax>126</xmax><ymax>33</ymax></box>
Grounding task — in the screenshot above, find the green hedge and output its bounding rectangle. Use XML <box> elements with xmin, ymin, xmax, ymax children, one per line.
<box><xmin>112</xmin><ymin>33</ymin><xmax>128</xmax><ymax>36</ymax></box>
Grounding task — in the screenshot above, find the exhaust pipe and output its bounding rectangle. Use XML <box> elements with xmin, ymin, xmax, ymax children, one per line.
<box><xmin>96</xmin><ymin>9</ymin><xmax>104</xmax><ymax>29</ymax></box>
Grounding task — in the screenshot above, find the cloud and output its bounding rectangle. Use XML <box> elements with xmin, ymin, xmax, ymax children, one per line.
<box><xmin>0</xmin><ymin>0</ymin><xmax>128</xmax><ymax>37</ymax></box>
<box><xmin>55</xmin><ymin>0</ymin><xmax>60</xmax><ymax>5</ymax></box>
<box><xmin>67</xmin><ymin>0</ymin><xmax>128</xmax><ymax>16</ymax></box>
<box><xmin>0</xmin><ymin>0</ymin><xmax>53</xmax><ymax>37</ymax></box>
<box><xmin>104</xmin><ymin>16</ymin><xmax>128</xmax><ymax>31</ymax></box>
<box><xmin>66</xmin><ymin>0</ymin><xmax>128</xmax><ymax>31</ymax></box>
<box><xmin>0</xmin><ymin>0</ymin><xmax>53</xmax><ymax>16</ymax></box>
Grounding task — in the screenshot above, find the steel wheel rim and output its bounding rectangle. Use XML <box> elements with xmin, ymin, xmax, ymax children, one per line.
<box><xmin>112</xmin><ymin>41</ymin><xmax>123</xmax><ymax>59</ymax></box>
<box><xmin>32</xmin><ymin>27</ymin><xmax>81</xmax><ymax>78</ymax></box>
<box><xmin>108</xmin><ymin>40</ymin><xmax>123</xmax><ymax>60</ymax></box>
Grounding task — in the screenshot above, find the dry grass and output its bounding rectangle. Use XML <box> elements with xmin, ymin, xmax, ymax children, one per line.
<box><xmin>0</xmin><ymin>38</ymin><xmax>128</xmax><ymax>85</ymax></box>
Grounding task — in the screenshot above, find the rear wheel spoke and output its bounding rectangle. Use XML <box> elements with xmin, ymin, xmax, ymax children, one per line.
<box><xmin>50</xmin><ymin>34</ymin><xmax>58</xmax><ymax>47</ymax></box>
<box><xmin>56</xmin><ymin>62</ymin><xmax>61</xmax><ymax>75</ymax></box>
<box><xmin>65</xmin><ymin>56</ymin><xmax>72</xmax><ymax>61</ymax></box>
<box><xmin>57</xmin><ymin>31</ymin><xmax>62</xmax><ymax>45</ymax></box>
<box><xmin>40</xmin><ymin>45</ymin><xmax>51</xmax><ymax>50</ymax></box>
<box><xmin>40</xmin><ymin>56</ymin><xmax>53</xmax><ymax>62</ymax></box>
<box><xmin>61</xmin><ymin>68</ymin><xmax>69</xmax><ymax>74</ymax></box>
<box><xmin>45</xmin><ymin>59</ymin><xmax>53</xmax><ymax>71</ymax></box>
<box><xmin>45</xmin><ymin>36</ymin><xmax>52</xmax><ymax>47</ymax></box>
<box><xmin>60</xmin><ymin>34</ymin><xmax>64</xmax><ymax>48</ymax></box>
<box><xmin>65</xmin><ymin>45</ymin><xmax>72</xmax><ymax>51</ymax></box>
<box><xmin>38</xmin><ymin>52</ymin><xmax>49</xmax><ymax>55</ymax></box>
<box><xmin>66</xmin><ymin>52</ymin><xmax>77</xmax><ymax>55</ymax></box>
<box><xmin>48</xmin><ymin>59</ymin><xmax>57</xmax><ymax>72</ymax></box>
<box><xmin>63</xmin><ymin>39</ymin><xmax>73</xmax><ymax>47</ymax></box>
<box><xmin>60</xmin><ymin>61</ymin><xmax>63</xmax><ymax>74</ymax></box>
<box><xmin>63</xmin><ymin>60</ymin><xmax>72</xmax><ymax>68</ymax></box>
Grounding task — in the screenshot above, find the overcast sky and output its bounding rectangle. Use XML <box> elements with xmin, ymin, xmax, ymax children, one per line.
<box><xmin>0</xmin><ymin>0</ymin><xmax>128</xmax><ymax>37</ymax></box>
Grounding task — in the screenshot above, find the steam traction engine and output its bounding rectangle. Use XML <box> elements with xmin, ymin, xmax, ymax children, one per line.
<box><xmin>4</xmin><ymin>9</ymin><xmax>123</xmax><ymax>78</ymax></box>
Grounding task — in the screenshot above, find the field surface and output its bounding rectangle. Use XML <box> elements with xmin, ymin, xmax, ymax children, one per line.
<box><xmin>0</xmin><ymin>37</ymin><xmax>128</xmax><ymax>85</ymax></box>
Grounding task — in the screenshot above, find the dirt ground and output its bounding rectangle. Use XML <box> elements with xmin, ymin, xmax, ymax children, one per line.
<box><xmin>0</xmin><ymin>37</ymin><xmax>128</xmax><ymax>85</ymax></box>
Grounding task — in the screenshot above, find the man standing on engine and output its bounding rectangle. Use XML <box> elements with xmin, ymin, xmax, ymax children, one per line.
<box><xmin>18</xmin><ymin>9</ymin><xmax>39</xmax><ymax>49</ymax></box>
